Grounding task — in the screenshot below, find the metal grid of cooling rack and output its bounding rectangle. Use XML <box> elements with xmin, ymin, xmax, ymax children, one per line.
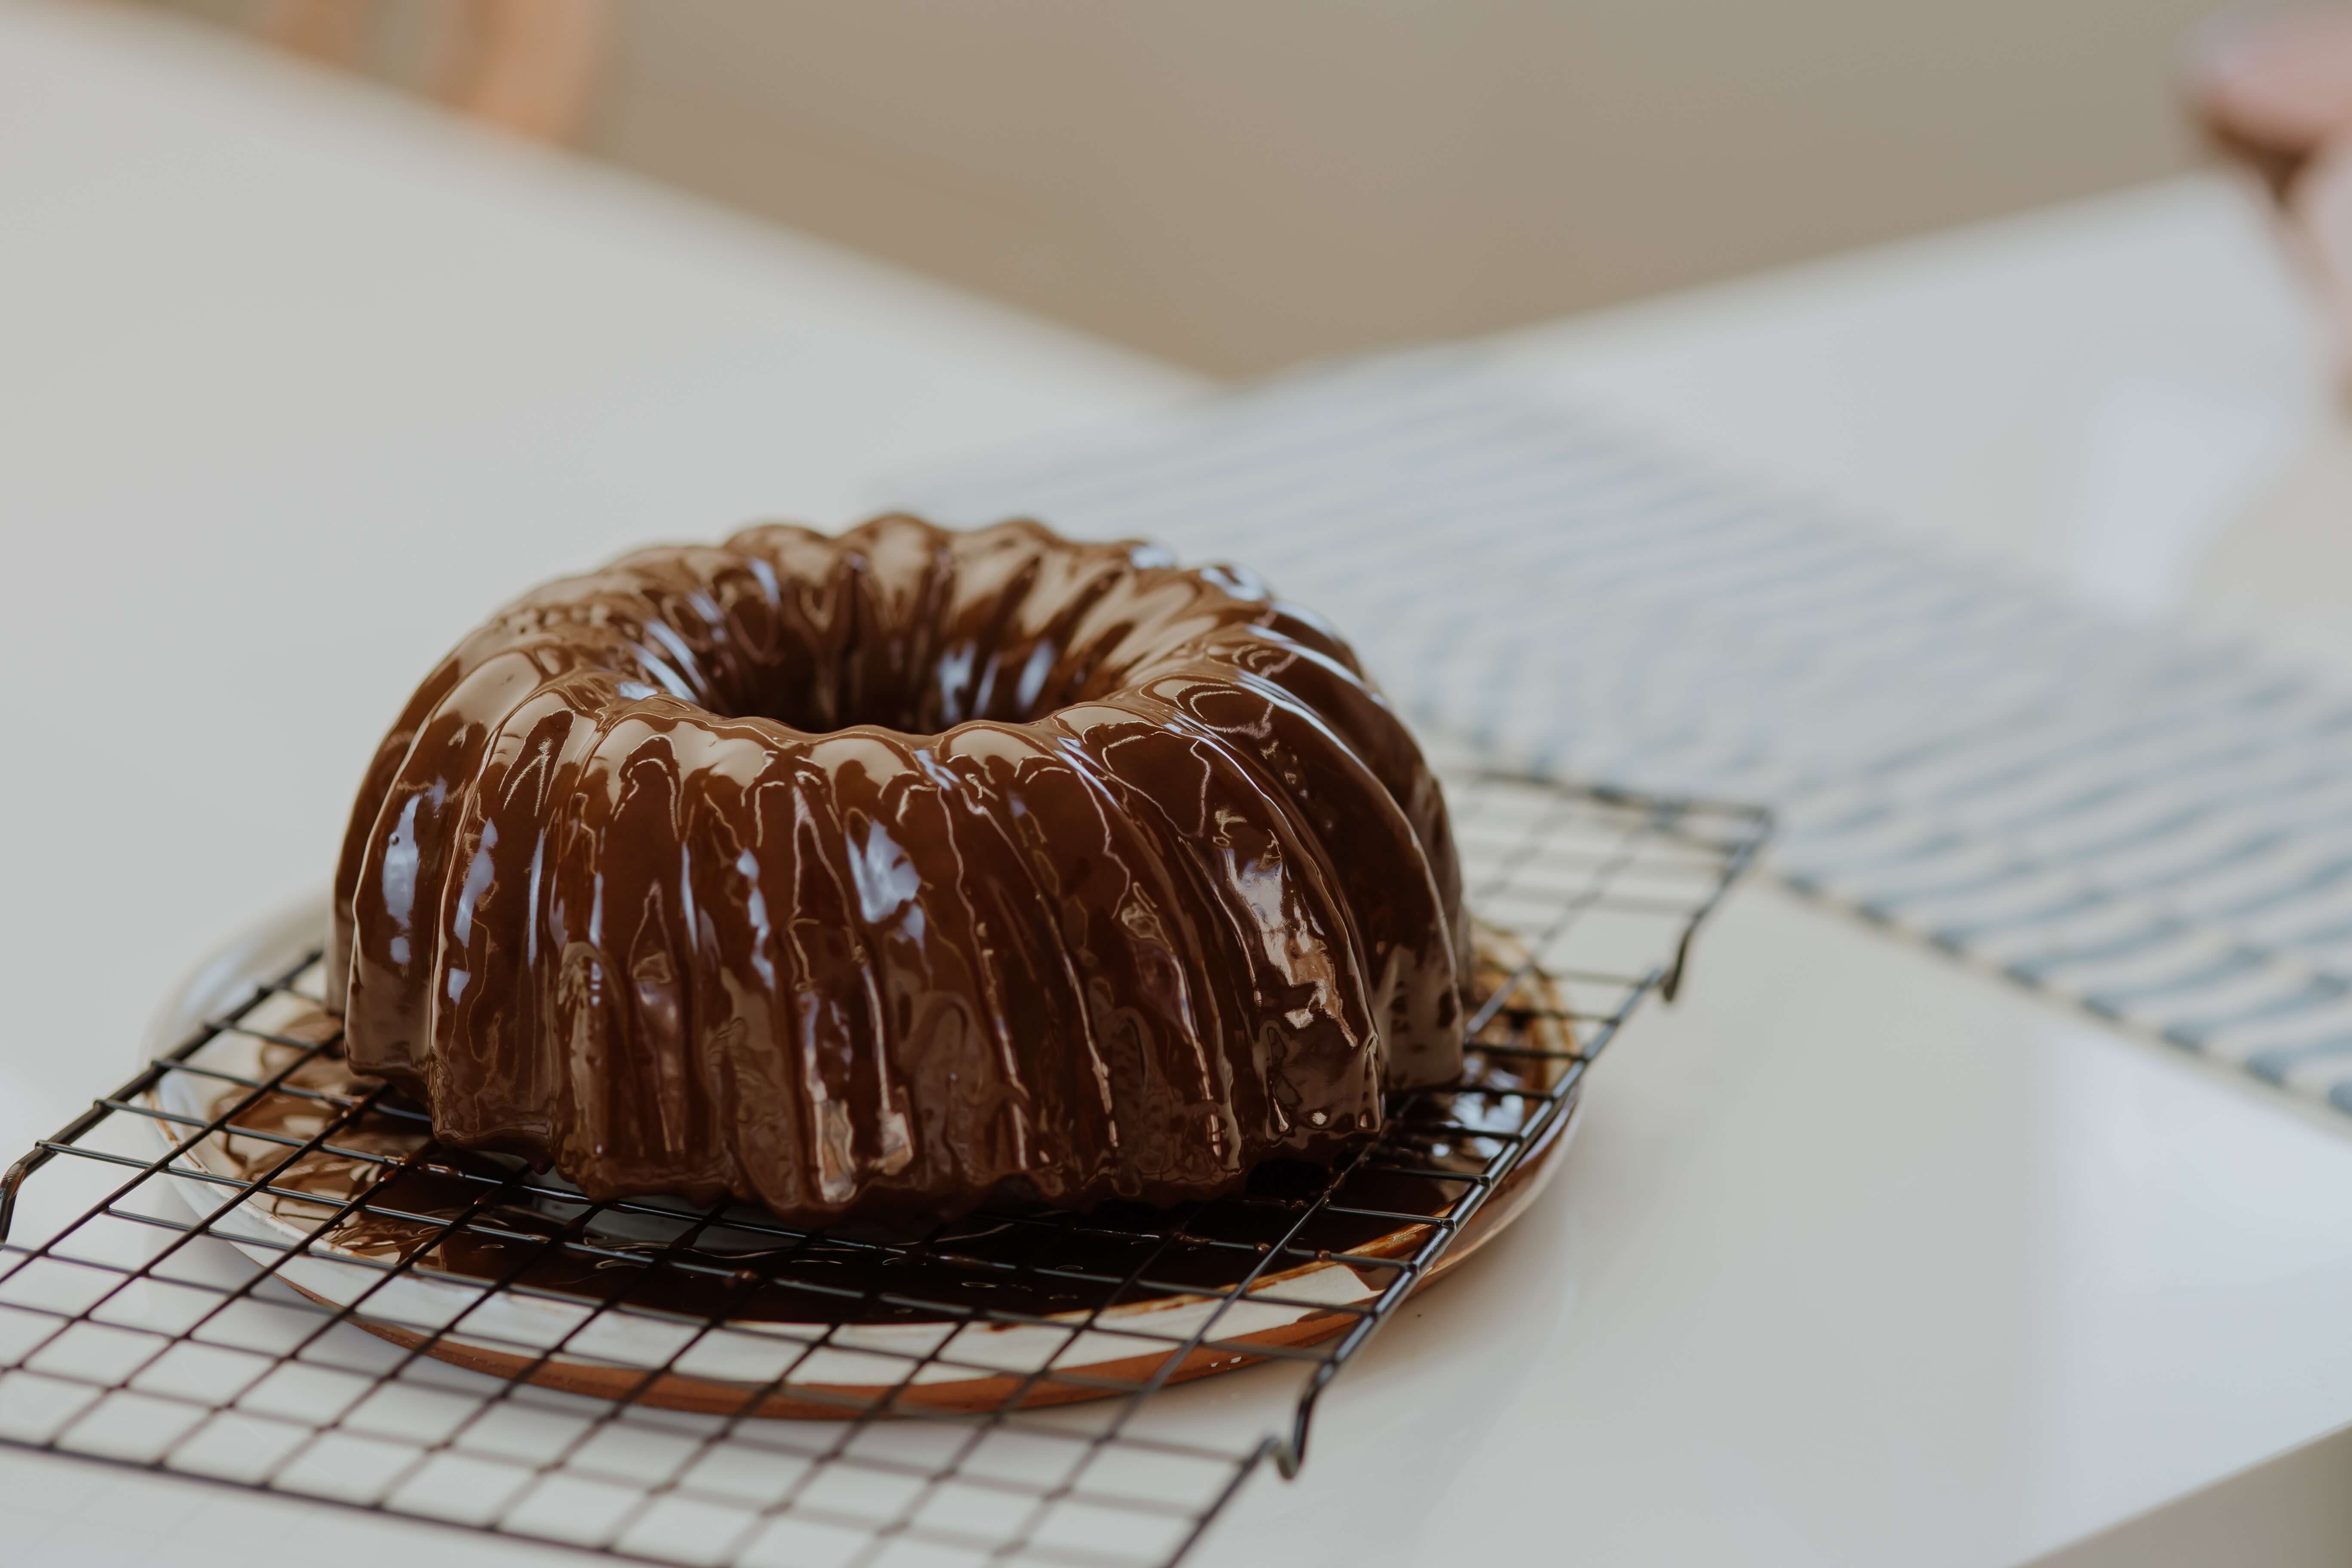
<box><xmin>0</xmin><ymin>773</ymin><xmax>1765</xmax><ymax>1568</ymax></box>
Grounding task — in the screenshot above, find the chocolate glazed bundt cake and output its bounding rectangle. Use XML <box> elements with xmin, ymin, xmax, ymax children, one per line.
<box><xmin>328</xmin><ymin>516</ymin><xmax>1471</xmax><ymax>1226</ymax></box>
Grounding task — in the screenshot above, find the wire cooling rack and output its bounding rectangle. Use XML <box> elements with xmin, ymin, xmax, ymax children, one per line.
<box><xmin>0</xmin><ymin>771</ymin><xmax>1764</xmax><ymax>1568</ymax></box>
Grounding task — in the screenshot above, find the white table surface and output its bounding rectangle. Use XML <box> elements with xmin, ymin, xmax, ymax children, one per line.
<box><xmin>9</xmin><ymin>1</ymin><xmax>2352</xmax><ymax>1564</ymax></box>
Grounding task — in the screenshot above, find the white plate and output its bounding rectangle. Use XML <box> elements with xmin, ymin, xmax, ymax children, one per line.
<box><xmin>139</xmin><ymin>895</ymin><xmax>1578</xmax><ymax>1416</ymax></box>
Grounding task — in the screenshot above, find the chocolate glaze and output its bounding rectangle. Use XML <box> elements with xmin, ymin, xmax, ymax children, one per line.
<box><xmin>329</xmin><ymin>517</ymin><xmax>1470</xmax><ymax>1226</ymax></box>
<box><xmin>207</xmin><ymin>939</ymin><xmax>1561</xmax><ymax>1330</ymax></box>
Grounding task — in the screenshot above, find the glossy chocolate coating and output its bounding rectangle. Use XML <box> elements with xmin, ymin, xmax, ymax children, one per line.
<box><xmin>328</xmin><ymin>517</ymin><xmax>1469</xmax><ymax>1225</ymax></box>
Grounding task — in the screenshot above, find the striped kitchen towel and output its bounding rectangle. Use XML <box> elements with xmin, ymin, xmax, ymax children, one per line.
<box><xmin>893</xmin><ymin>353</ymin><xmax>2352</xmax><ymax>1115</ymax></box>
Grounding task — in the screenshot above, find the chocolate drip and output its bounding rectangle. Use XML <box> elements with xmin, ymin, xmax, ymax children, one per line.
<box><xmin>330</xmin><ymin>518</ymin><xmax>1470</xmax><ymax>1225</ymax></box>
<box><xmin>202</xmin><ymin>934</ymin><xmax>1560</xmax><ymax>1331</ymax></box>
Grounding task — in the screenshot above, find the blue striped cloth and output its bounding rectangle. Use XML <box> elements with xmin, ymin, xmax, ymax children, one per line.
<box><xmin>894</xmin><ymin>355</ymin><xmax>2352</xmax><ymax>1115</ymax></box>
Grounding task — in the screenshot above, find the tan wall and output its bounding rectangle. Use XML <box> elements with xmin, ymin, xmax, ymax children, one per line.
<box><xmin>141</xmin><ymin>0</ymin><xmax>2230</xmax><ymax>376</ymax></box>
<box><xmin>582</xmin><ymin>1</ymin><xmax>2224</xmax><ymax>375</ymax></box>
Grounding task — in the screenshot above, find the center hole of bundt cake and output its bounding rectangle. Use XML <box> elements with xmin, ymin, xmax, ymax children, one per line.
<box><xmin>727</xmin><ymin>636</ymin><xmax>1073</xmax><ymax>735</ymax></box>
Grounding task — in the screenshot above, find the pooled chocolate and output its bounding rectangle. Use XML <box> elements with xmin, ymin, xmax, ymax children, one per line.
<box><xmin>329</xmin><ymin>517</ymin><xmax>1469</xmax><ymax>1225</ymax></box>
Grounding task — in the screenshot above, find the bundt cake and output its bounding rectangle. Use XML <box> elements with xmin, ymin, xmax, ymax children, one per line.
<box><xmin>328</xmin><ymin>516</ymin><xmax>1470</xmax><ymax>1225</ymax></box>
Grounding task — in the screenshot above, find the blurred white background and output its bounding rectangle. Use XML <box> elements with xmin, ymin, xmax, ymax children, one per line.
<box><xmin>146</xmin><ymin>0</ymin><xmax>2228</xmax><ymax>374</ymax></box>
